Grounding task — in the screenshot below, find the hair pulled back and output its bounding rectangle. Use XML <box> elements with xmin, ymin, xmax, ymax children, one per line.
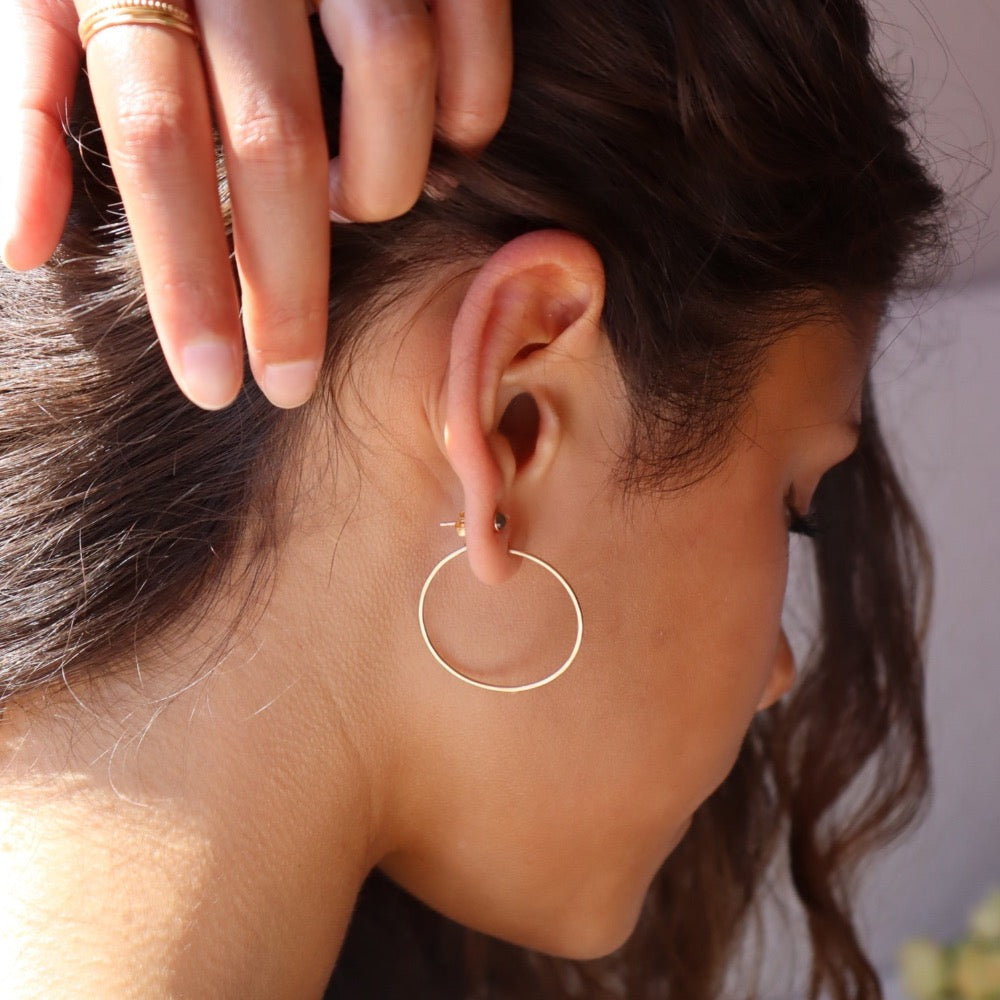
<box><xmin>0</xmin><ymin>0</ymin><xmax>945</xmax><ymax>997</ymax></box>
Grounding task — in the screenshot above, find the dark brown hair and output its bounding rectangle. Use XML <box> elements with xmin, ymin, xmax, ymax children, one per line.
<box><xmin>0</xmin><ymin>0</ymin><xmax>945</xmax><ymax>996</ymax></box>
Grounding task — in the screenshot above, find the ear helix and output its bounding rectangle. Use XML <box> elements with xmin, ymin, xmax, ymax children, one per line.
<box><xmin>417</xmin><ymin>512</ymin><xmax>583</xmax><ymax>693</ymax></box>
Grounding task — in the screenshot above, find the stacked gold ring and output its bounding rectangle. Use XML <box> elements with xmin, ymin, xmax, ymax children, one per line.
<box><xmin>79</xmin><ymin>0</ymin><xmax>198</xmax><ymax>50</ymax></box>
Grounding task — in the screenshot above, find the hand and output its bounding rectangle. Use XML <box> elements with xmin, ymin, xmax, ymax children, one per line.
<box><xmin>0</xmin><ymin>0</ymin><xmax>512</xmax><ymax>409</ymax></box>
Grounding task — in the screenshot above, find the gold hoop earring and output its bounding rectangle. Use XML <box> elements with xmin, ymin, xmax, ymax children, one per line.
<box><xmin>418</xmin><ymin>514</ymin><xmax>583</xmax><ymax>693</ymax></box>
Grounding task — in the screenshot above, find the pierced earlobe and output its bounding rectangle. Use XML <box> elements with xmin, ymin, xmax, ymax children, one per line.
<box><xmin>418</xmin><ymin>512</ymin><xmax>583</xmax><ymax>693</ymax></box>
<box><xmin>439</xmin><ymin>511</ymin><xmax>508</xmax><ymax>538</ymax></box>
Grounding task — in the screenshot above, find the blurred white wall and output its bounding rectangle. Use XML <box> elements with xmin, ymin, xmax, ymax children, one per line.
<box><xmin>863</xmin><ymin>280</ymin><xmax>1000</xmax><ymax>988</ymax></box>
<box><xmin>872</xmin><ymin>0</ymin><xmax>999</xmax><ymax>288</ymax></box>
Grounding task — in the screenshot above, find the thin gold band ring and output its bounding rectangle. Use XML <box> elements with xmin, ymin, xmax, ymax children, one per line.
<box><xmin>79</xmin><ymin>0</ymin><xmax>198</xmax><ymax>50</ymax></box>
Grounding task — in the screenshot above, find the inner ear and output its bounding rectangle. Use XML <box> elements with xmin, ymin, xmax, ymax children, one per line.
<box><xmin>498</xmin><ymin>392</ymin><xmax>540</xmax><ymax>469</ymax></box>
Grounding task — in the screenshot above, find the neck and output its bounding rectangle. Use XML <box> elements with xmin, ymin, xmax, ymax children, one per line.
<box><xmin>0</xmin><ymin>496</ymin><xmax>401</xmax><ymax>997</ymax></box>
<box><xmin>0</xmin><ymin>309</ymin><xmax>455</xmax><ymax>996</ymax></box>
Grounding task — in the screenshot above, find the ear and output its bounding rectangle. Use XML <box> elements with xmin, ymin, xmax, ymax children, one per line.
<box><xmin>443</xmin><ymin>230</ymin><xmax>606</xmax><ymax>584</ymax></box>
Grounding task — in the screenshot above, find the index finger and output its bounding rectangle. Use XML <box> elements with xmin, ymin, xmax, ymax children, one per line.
<box><xmin>79</xmin><ymin>0</ymin><xmax>245</xmax><ymax>409</ymax></box>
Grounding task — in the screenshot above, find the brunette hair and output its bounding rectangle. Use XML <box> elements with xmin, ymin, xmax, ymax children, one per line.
<box><xmin>0</xmin><ymin>0</ymin><xmax>945</xmax><ymax>997</ymax></box>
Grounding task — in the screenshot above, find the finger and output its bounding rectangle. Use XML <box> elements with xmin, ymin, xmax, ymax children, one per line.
<box><xmin>198</xmin><ymin>0</ymin><xmax>329</xmax><ymax>408</ymax></box>
<box><xmin>430</xmin><ymin>0</ymin><xmax>512</xmax><ymax>153</ymax></box>
<box><xmin>80</xmin><ymin>0</ymin><xmax>244</xmax><ymax>409</ymax></box>
<box><xmin>1</xmin><ymin>0</ymin><xmax>79</xmax><ymax>270</ymax></box>
<box><xmin>320</xmin><ymin>0</ymin><xmax>437</xmax><ymax>222</ymax></box>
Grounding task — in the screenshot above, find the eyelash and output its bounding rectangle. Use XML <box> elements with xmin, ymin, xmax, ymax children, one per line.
<box><xmin>785</xmin><ymin>486</ymin><xmax>822</xmax><ymax>538</ymax></box>
<box><xmin>787</xmin><ymin>508</ymin><xmax>822</xmax><ymax>538</ymax></box>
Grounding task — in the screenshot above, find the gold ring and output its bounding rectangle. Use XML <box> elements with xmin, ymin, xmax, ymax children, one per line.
<box><xmin>79</xmin><ymin>0</ymin><xmax>198</xmax><ymax>50</ymax></box>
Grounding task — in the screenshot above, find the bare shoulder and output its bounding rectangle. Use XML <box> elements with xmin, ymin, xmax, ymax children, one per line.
<box><xmin>0</xmin><ymin>703</ymin><xmax>214</xmax><ymax>998</ymax></box>
<box><xmin>0</xmin><ymin>798</ymin><xmax>187</xmax><ymax>998</ymax></box>
<box><xmin>0</xmin><ymin>683</ymin><xmax>352</xmax><ymax>1000</ymax></box>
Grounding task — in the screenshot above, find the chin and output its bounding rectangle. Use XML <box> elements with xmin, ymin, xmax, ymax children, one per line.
<box><xmin>538</xmin><ymin>919</ymin><xmax>640</xmax><ymax>962</ymax></box>
<box><xmin>509</xmin><ymin>874</ymin><xmax>652</xmax><ymax>962</ymax></box>
<box><xmin>534</xmin><ymin>819</ymin><xmax>694</xmax><ymax>960</ymax></box>
<box><xmin>531</xmin><ymin>894</ymin><xmax>646</xmax><ymax>961</ymax></box>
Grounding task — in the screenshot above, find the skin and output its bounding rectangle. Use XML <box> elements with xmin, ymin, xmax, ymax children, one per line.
<box><xmin>0</xmin><ymin>232</ymin><xmax>870</xmax><ymax>996</ymax></box>
<box><xmin>0</xmin><ymin>0</ymin><xmax>512</xmax><ymax>409</ymax></box>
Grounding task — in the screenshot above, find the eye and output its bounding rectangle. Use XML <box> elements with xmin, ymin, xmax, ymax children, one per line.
<box><xmin>787</xmin><ymin>507</ymin><xmax>822</xmax><ymax>538</ymax></box>
<box><xmin>785</xmin><ymin>486</ymin><xmax>822</xmax><ymax>538</ymax></box>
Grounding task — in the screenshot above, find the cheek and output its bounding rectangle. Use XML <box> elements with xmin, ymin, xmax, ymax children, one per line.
<box><xmin>586</xmin><ymin>498</ymin><xmax>791</xmax><ymax>794</ymax></box>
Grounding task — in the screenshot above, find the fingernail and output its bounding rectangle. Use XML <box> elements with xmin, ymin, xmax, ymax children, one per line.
<box><xmin>261</xmin><ymin>359</ymin><xmax>321</xmax><ymax>408</ymax></box>
<box><xmin>180</xmin><ymin>339</ymin><xmax>241</xmax><ymax>410</ymax></box>
<box><xmin>1</xmin><ymin>196</ymin><xmax>20</xmax><ymax>269</ymax></box>
<box><xmin>0</xmin><ymin>143</ymin><xmax>20</xmax><ymax>266</ymax></box>
<box><xmin>328</xmin><ymin>157</ymin><xmax>354</xmax><ymax>224</ymax></box>
<box><xmin>423</xmin><ymin>167</ymin><xmax>459</xmax><ymax>202</ymax></box>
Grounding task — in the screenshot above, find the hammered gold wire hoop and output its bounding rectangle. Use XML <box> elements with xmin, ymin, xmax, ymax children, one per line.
<box><xmin>79</xmin><ymin>0</ymin><xmax>198</xmax><ymax>50</ymax></box>
<box><xmin>418</xmin><ymin>541</ymin><xmax>584</xmax><ymax>694</ymax></box>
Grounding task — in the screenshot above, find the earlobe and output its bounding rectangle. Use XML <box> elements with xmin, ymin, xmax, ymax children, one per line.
<box><xmin>441</xmin><ymin>230</ymin><xmax>606</xmax><ymax>585</ymax></box>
